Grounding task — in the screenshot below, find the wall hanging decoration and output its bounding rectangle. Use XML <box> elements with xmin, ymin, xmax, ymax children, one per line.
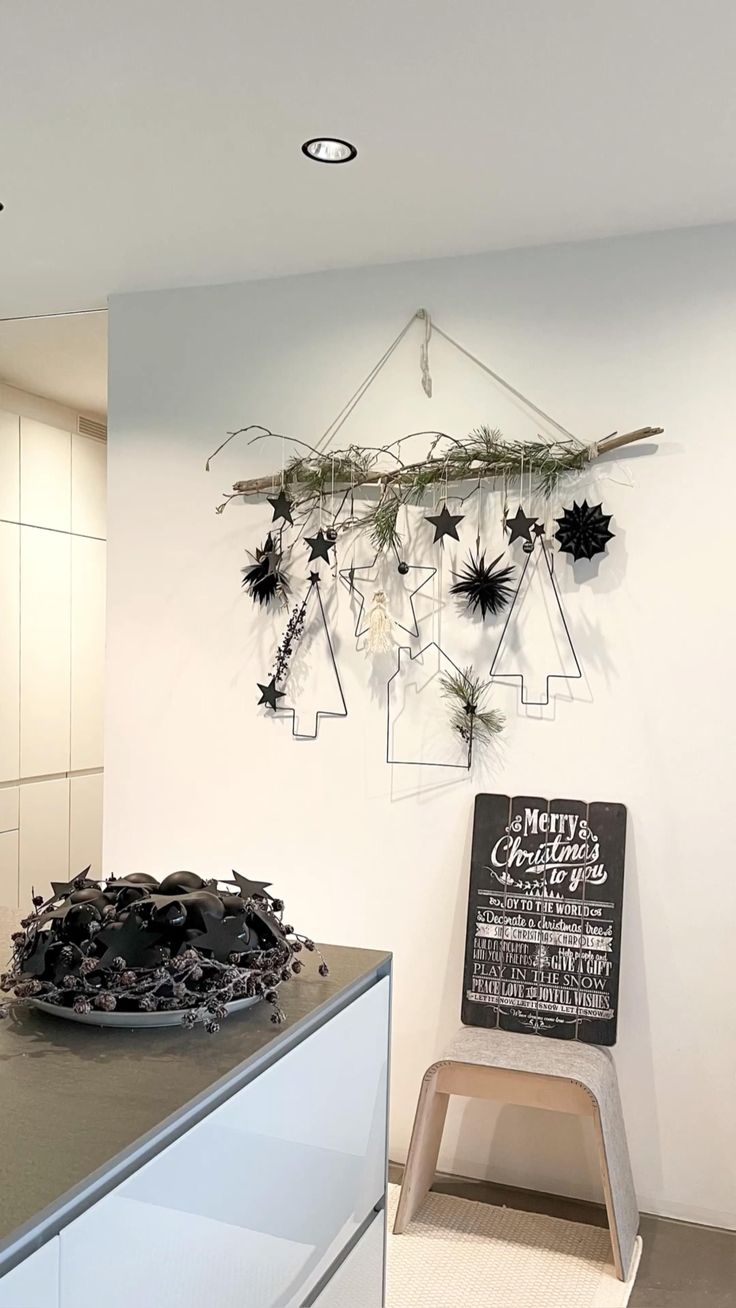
<box><xmin>451</xmin><ymin>548</ymin><xmax>515</xmax><ymax>619</ymax></box>
<box><xmin>1</xmin><ymin>869</ymin><xmax>328</xmax><ymax>1032</ymax></box>
<box><xmin>259</xmin><ymin>570</ymin><xmax>347</xmax><ymax>739</ymax></box>
<box><xmin>241</xmin><ymin>533</ymin><xmax>289</xmax><ymax>608</ymax></box>
<box><xmin>339</xmin><ymin>554</ymin><xmax>436</xmax><ymax>642</ymax></box>
<box><xmin>207</xmin><ymin>309</ymin><xmax>662</xmax><ymax>739</ymax></box>
<box><xmin>489</xmin><ymin>530</ymin><xmax>582</xmax><ymax>705</ymax></box>
<box><xmin>387</xmin><ymin>644</ymin><xmax>504</xmax><ymax>769</ymax></box>
<box><xmin>462</xmin><ymin>793</ymin><xmax>626</xmax><ymax>1044</ymax></box>
<box><xmin>555</xmin><ymin>499</ymin><xmax>614</xmax><ymax>561</ymax></box>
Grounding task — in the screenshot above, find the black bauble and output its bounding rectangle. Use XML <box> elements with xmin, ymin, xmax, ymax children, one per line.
<box><xmin>180</xmin><ymin>890</ymin><xmax>225</xmax><ymax>927</ymax></box>
<box><xmin>397</xmin><ymin>561</ymin><xmax>410</xmax><ymax>575</ymax></box>
<box><xmin>219</xmin><ymin>892</ymin><xmax>247</xmax><ymax>916</ymax></box>
<box><xmin>325</xmin><ymin>527</ymin><xmax>338</xmax><ymax>543</ymax></box>
<box><xmin>115</xmin><ymin>885</ymin><xmax>149</xmax><ymax>910</ymax></box>
<box><xmin>152</xmin><ymin>900</ymin><xmax>187</xmax><ymax>930</ymax></box>
<box><xmin>121</xmin><ymin>873</ymin><xmax>159</xmax><ymax>886</ymax></box>
<box><xmin>69</xmin><ymin>888</ymin><xmax>108</xmax><ymax>911</ymax></box>
<box><xmin>62</xmin><ymin>903</ymin><xmax>102</xmax><ymax>943</ymax></box>
<box><xmin>159</xmin><ymin>871</ymin><xmax>205</xmax><ymax>895</ymax></box>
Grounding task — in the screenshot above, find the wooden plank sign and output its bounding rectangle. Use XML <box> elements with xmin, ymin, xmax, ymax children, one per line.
<box><xmin>462</xmin><ymin>794</ymin><xmax>627</xmax><ymax>1045</ymax></box>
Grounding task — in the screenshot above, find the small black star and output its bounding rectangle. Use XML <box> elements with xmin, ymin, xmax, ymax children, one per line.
<box><xmin>309</xmin><ymin>571</ymin><xmax>321</xmax><ymax>585</ymax></box>
<box><xmin>189</xmin><ymin>912</ymin><xmax>252</xmax><ymax>964</ymax></box>
<box><xmin>304</xmin><ymin>530</ymin><xmax>334</xmax><ymax>563</ymax></box>
<box><xmin>533</xmin><ymin>522</ymin><xmax>546</xmax><ymax>537</ymax></box>
<box><xmin>267</xmin><ymin>488</ymin><xmax>294</xmax><ymax>527</ymax></box>
<box><xmin>257</xmin><ymin>678</ymin><xmax>285</xmax><ymax>711</ymax></box>
<box><xmin>229</xmin><ymin>872</ymin><xmax>273</xmax><ymax>902</ymax></box>
<box><xmin>424</xmin><ymin>503</ymin><xmax>464</xmax><ymax>544</ymax></box>
<box><xmin>96</xmin><ymin>913</ymin><xmax>167</xmax><ymax>970</ymax></box>
<box><xmin>506</xmin><ymin>506</ymin><xmax>538</xmax><ymax>544</ymax></box>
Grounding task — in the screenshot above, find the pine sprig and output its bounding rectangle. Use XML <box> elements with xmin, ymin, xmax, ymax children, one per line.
<box><xmin>439</xmin><ymin>666</ymin><xmax>505</xmax><ymax>748</ymax></box>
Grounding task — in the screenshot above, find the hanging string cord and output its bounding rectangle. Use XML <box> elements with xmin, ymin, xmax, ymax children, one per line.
<box><xmin>315</xmin><ymin>311</ymin><xmax>423</xmax><ymax>454</ymax></box>
<box><xmin>428</xmin><ymin>322</ymin><xmax>581</xmax><ymax>448</ymax></box>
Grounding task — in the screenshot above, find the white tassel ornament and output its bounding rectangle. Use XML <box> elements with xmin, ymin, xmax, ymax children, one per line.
<box><xmin>367</xmin><ymin>590</ymin><xmax>394</xmax><ymax>654</ymax></box>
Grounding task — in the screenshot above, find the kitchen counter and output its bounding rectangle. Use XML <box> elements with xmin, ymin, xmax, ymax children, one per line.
<box><xmin>0</xmin><ymin>937</ymin><xmax>391</xmax><ymax>1294</ymax></box>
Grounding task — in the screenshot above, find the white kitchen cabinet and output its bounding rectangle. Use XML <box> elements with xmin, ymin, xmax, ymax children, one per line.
<box><xmin>19</xmin><ymin>419</ymin><xmax>70</xmax><ymax>533</ymax></box>
<box><xmin>310</xmin><ymin>1210</ymin><xmax>385</xmax><ymax>1308</ymax></box>
<box><xmin>0</xmin><ymin>1237</ymin><xmax>59</xmax><ymax>1308</ymax></box>
<box><xmin>58</xmin><ymin>977</ymin><xmax>390</xmax><ymax>1308</ymax></box>
<box><xmin>19</xmin><ymin>526</ymin><xmax>71</xmax><ymax>778</ymax></box>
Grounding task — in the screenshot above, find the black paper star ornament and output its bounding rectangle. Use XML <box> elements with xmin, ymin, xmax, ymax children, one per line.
<box><xmin>96</xmin><ymin>914</ymin><xmax>167</xmax><ymax>971</ymax></box>
<box><xmin>533</xmin><ymin>522</ymin><xmax>546</xmax><ymax>538</ymax></box>
<box><xmin>309</xmin><ymin>571</ymin><xmax>321</xmax><ymax>585</ymax></box>
<box><xmin>189</xmin><ymin>912</ymin><xmax>252</xmax><ymax>964</ymax></box>
<box><xmin>505</xmin><ymin>505</ymin><xmax>538</xmax><ymax>544</ymax></box>
<box><xmin>424</xmin><ymin>503</ymin><xmax>464</xmax><ymax>544</ymax></box>
<box><xmin>21</xmin><ymin>932</ymin><xmax>57</xmax><ymax>978</ymax></box>
<box><xmin>304</xmin><ymin>530</ymin><xmax>334</xmax><ymax>563</ymax></box>
<box><xmin>50</xmin><ymin>867</ymin><xmax>92</xmax><ymax>900</ymax></box>
<box><xmin>267</xmin><ymin>488</ymin><xmax>294</xmax><ymax>527</ymax></box>
<box><xmin>555</xmin><ymin>500</ymin><xmax>614</xmax><ymax>561</ymax></box>
<box><xmin>229</xmin><ymin>872</ymin><xmax>273</xmax><ymax>902</ymax></box>
<box><xmin>257</xmin><ymin>678</ymin><xmax>286</xmax><ymax>711</ymax></box>
<box><xmin>242</xmin><ymin>534</ymin><xmax>289</xmax><ymax>608</ymax></box>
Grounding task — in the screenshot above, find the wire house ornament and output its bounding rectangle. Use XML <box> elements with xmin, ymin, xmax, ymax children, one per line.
<box><xmin>489</xmin><ymin>535</ymin><xmax>582</xmax><ymax>706</ymax></box>
<box><xmin>387</xmin><ymin>642</ymin><xmax>474</xmax><ymax>770</ymax></box>
<box><xmin>338</xmin><ymin>553</ymin><xmax>436</xmax><ymax>641</ymax></box>
<box><xmin>267</xmin><ymin>574</ymin><xmax>348</xmax><ymax>741</ymax></box>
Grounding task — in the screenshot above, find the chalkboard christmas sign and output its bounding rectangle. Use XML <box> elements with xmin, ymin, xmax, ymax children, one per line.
<box><xmin>462</xmin><ymin>794</ymin><xmax>627</xmax><ymax>1045</ymax></box>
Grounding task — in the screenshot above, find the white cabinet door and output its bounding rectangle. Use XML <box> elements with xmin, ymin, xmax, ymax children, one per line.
<box><xmin>70</xmin><ymin>536</ymin><xmax>105</xmax><ymax>771</ymax></box>
<box><xmin>0</xmin><ymin>1238</ymin><xmax>59</xmax><ymax>1308</ymax></box>
<box><xmin>19</xmin><ymin>526</ymin><xmax>71</xmax><ymax>778</ymax></box>
<box><xmin>59</xmin><ymin>978</ymin><xmax>389</xmax><ymax>1308</ymax></box>
<box><xmin>0</xmin><ymin>523</ymin><xmax>20</xmax><ymax>785</ymax></box>
<box><xmin>310</xmin><ymin>1210</ymin><xmax>385</xmax><ymax>1308</ymax></box>
<box><xmin>20</xmin><ymin>420</ymin><xmax>70</xmax><ymax>533</ymax></box>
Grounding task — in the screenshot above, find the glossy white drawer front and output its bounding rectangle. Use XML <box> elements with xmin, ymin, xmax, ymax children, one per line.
<box><xmin>310</xmin><ymin>1209</ymin><xmax>385</xmax><ymax>1308</ymax></box>
<box><xmin>0</xmin><ymin>1238</ymin><xmax>59</xmax><ymax>1308</ymax></box>
<box><xmin>59</xmin><ymin>977</ymin><xmax>389</xmax><ymax>1308</ymax></box>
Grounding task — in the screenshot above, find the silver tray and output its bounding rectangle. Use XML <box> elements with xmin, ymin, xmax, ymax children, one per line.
<box><xmin>29</xmin><ymin>994</ymin><xmax>260</xmax><ymax>1028</ymax></box>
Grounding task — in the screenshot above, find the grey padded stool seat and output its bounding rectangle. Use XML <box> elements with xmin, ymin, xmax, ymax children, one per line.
<box><xmin>394</xmin><ymin>1027</ymin><xmax>639</xmax><ymax>1281</ymax></box>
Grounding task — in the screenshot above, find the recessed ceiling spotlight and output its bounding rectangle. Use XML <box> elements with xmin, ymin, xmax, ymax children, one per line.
<box><xmin>301</xmin><ymin>137</ymin><xmax>357</xmax><ymax>164</ymax></box>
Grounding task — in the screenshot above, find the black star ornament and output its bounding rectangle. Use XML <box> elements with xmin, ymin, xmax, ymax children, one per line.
<box><xmin>425</xmin><ymin>503</ymin><xmax>464</xmax><ymax>544</ymax></box>
<box><xmin>21</xmin><ymin>932</ymin><xmax>57</xmax><ymax>978</ymax></box>
<box><xmin>304</xmin><ymin>530</ymin><xmax>334</xmax><ymax>564</ymax></box>
<box><xmin>257</xmin><ymin>677</ymin><xmax>285</xmax><ymax>711</ymax></box>
<box><xmin>229</xmin><ymin>872</ymin><xmax>273</xmax><ymax>902</ymax></box>
<box><xmin>96</xmin><ymin>914</ymin><xmax>167</xmax><ymax>971</ymax></box>
<box><xmin>189</xmin><ymin>912</ymin><xmax>252</xmax><ymax>964</ymax></box>
<box><xmin>555</xmin><ymin>500</ymin><xmax>614</xmax><ymax>562</ymax></box>
<box><xmin>505</xmin><ymin>505</ymin><xmax>538</xmax><ymax>544</ymax></box>
<box><xmin>267</xmin><ymin>488</ymin><xmax>294</xmax><ymax>527</ymax></box>
<box><xmin>49</xmin><ymin>867</ymin><xmax>92</xmax><ymax>900</ymax></box>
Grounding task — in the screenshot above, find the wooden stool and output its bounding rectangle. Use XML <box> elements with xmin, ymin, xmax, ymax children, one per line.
<box><xmin>394</xmin><ymin>1027</ymin><xmax>639</xmax><ymax>1281</ymax></box>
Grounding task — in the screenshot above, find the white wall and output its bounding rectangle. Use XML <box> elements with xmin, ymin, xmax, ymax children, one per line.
<box><xmin>0</xmin><ymin>395</ymin><xmax>106</xmax><ymax>907</ymax></box>
<box><xmin>105</xmin><ymin>223</ymin><xmax>736</xmax><ymax>1229</ymax></box>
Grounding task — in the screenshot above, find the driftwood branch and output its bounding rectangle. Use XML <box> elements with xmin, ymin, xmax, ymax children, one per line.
<box><xmin>228</xmin><ymin>426</ymin><xmax>663</xmax><ymax>497</ymax></box>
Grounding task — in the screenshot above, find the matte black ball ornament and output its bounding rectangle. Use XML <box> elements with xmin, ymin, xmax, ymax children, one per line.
<box><xmin>397</xmin><ymin>561</ymin><xmax>410</xmax><ymax>575</ymax></box>
<box><xmin>115</xmin><ymin>885</ymin><xmax>149</xmax><ymax>910</ymax></box>
<box><xmin>159</xmin><ymin>871</ymin><xmax>205</xmax><ymax>895</ymax></box>
<box><xmin>180</xmin><ymin>890</ymin><xmax>225</xmax><ymax>927</ymax></box>
<box><xmin>152</xmin><ymin>900</ymin><xmax>187</xmax><ymax>930</ymax></box>
<box><xmin>121</xmin><ymin>873</ymin><xmax>160</xmax><ymax>886</ymax></box>
<box><xmin>325</xmin><ymin>526</ymin><xmax>338</xmax><ymax>543</ymax></box>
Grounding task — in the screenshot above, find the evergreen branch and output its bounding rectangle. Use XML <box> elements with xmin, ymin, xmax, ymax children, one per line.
<box><xmin>439</xmin><ymin>666</ymin><xmax>505</xmax><ymax>748</ymax></box>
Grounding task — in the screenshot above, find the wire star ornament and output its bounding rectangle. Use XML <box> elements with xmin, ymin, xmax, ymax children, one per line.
<box><xmin>338</xmin><ymin>555</ymin><xmax>436</xmax><ymax>639</ymax></box>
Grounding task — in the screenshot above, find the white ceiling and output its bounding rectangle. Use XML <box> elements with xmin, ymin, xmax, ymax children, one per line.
<box><xmin>2</xmin><ymin>0</ymin><xmax>736</xmax><ymax>320</ymax></box>
<box><xmin>0</xmin><ymin>312</ymin><xmax>107</xmax><ymax>417</ymax></box>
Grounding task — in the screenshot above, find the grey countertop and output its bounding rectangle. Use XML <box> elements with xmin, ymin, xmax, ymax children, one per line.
<box><xmin>0</xmin><ymin>935</ymin><xmax>391</xmax><ymax>1276</ymax></box>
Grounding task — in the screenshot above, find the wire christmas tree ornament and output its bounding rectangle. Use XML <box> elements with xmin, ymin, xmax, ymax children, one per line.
<box><xmin>489</xmin><ymin>532</ymin><xmax>582</xmax><ymax>706</ymax></box>
<box><xmin>258</xmin><ymin>571</ymin><xmax>348</xmax><ymax>740</ymax></box>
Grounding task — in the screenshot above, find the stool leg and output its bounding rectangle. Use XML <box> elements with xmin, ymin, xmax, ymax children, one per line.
<box><xmin>592</xmin><ymin>1098</ymin><xmax>639</xmax><ymax>1281</ymax></box>
<box><xmin>394</xmin><ymin>1065</ymin><xmax>449</xmax><ymax>1234</ymax></box>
